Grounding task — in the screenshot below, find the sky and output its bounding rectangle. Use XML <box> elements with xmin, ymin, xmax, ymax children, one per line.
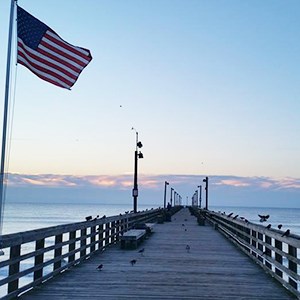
<box><xmin>0</xmin><ymin>0</ymin><xmax>300</xmax><ymax>208</ymax></box>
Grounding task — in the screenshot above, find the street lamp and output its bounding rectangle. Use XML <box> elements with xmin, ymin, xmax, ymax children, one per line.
<box><xmin>132</xmin><ymin>128</ymin><xmax>143</xmax><ymax>213</ymax></box>
<box><xmin>164</xmin><ymin>181</ymin><xmax>169</xmax><ymax>208</ymax></box>
<box><xmin>203</xmin><ymin>177</ymin><xmax>208</xmax><ymax>210</ymax></box>
<box><xmin>198</xmin><ymin>185</ymin><xmax>202</xmax><ymax>208</ymax></box>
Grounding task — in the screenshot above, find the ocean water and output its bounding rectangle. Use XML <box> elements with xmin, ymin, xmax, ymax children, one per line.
<box><xmin>1</xmin><ymin>202</ymin><xmax>158</xmax><ymax>235</ymax></box>
<box><xmin>1</xmin><ymin>202</ymin><xmax>300</xmax><ymax>236</ymax></box>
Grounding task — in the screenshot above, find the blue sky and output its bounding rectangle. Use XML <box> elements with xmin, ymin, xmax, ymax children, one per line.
<box><xmin>0</xmin><ymin>1</ymin><xmax>300</xmax><ymax>208</ymax></box>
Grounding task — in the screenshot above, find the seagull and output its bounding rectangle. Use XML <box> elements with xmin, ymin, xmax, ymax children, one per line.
<box><xmin>85</xmin><ymin>216</ymin><xmax>92</xmax><ymax>221</ymax></box>
<box><xmin>233</xmin><ymin>215</ymin><xmax>239</xmax><ymax>220</ymax></box>
<box><xmin>266</xmin><ymin>224</ymin><xmax>271</xmax><ymax>229</ymax></box>
<box><xmin>130</xmin><ymin>259</ymin><xmax>137</xmax><ymax>266</ymax></box>
<box><xmin>282</xmin><ymin>229</ymin><xmax>290</xmax><ymax>237</ymax></box>
<box><xmin>258</xmin><ymin>214</ymin><xmax>270</xmax><ymax>222</ymax></box>
<box><xmin>244</xmin><ymin>219</ymin><xmax>249</xmax><ymax>224</ymax></box>
<box><xmin>227</xmin><ymin>213</ymin><xmax>234</xmax><ymax>217</ymax></box>
<box><xmin>186</xmin><ymin>245</ymin><xmax>190</xmax><ymax>252</ymax></box>
<box><xmin>101</xmin><ymin>215</ymin><xmax>106</xmax><ymax>219</ymax></box>
<box><xmin>278</xmin><ymin>224</ymin><xmax>283</xmax><ymax>230</ymax></box>
<box><xmin>96</xmin><ymin>264</ymin><xmax>103</xmax><ymax>270</ymax></box>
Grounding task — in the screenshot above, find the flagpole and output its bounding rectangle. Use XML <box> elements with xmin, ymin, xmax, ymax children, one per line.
<box><xmin>0</xmin><ymin>0</ymin><xmax>16</xmax><ymax>239</ymax></box>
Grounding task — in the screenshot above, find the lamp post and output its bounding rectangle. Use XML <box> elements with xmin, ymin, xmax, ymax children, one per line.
<box><xmin>164</xmin><ymin>181</ymin><xmax>169</xmax><ymax>208</ymax></box>
<box><xmin>132</xmin><ymin>128</ymin><xmax>143</xmax><ymax>213</ymax></box>
<box><xmin>170</xmin><ymin>187</ymin><xmax>174</xmax><ymax>206</ymax></box>
<box><xmin>203</xmin><ymin>177</ymin><xmax>208</xmax><ymax>210</ymax></box>
<box><xmin>198</xmin><ymin>185</ymin><xmax>202</xmax><ymax>208</ymax></box>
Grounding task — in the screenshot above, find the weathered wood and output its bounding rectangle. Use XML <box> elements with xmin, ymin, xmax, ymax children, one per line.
<box><xmin>19</xmin><ymin>208</ymin><xmax>294</xmax><ymax>300</ymax></box>
<box><xmin>8</xmin><ymin>245</ymin><xmax>21</xmax><ymax>294</ymax></box>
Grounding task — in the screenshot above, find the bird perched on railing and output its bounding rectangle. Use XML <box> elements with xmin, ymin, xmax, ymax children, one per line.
<box><xmin>227</xmin><ymin>213</ymin><xmax>233</xmax><ymax>217</ymax></box>
<box><xmin>266</xmin><ymin>224</ymin><xmax>271</xmax><ymax>229</ymax></box>
<box><xmin>233</xmin><ymin>215</ymin><xmax>239</xmax><ymax>220</ymax></box>
<box><xmin>85</xmin><ymin>216</ymin><xmax>92</xmax><ymax>221</ymax></box>
<box><xmin>258</xmin><ymin>214</ymin><xmax>269</xmax><ymax>222</ymax></box>
<box><xmin>277</xmin><ymin>224</ymin><xmax>283</xmax><ymax>230</ymax></box>
<box><xmin>282</xmin><ymin>229</ymin><xmax>290</xmax><ymax>237</ymax></box>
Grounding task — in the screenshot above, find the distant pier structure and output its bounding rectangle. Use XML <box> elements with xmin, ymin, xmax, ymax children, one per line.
<box><xmin>0</xmin><ymin>207</ymin><xmax>299</xmax><ymax>299</ymax></box>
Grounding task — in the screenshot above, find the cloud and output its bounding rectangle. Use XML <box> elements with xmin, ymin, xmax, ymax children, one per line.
<box><xmin>5</xmin><ymin>173</ymin><xmax>300</xmax><ymax>191</ymax></box>
<box><xmin>4</xmin><ymin>173</ymin><xmax>300</xmax><ymax>207</ymax></box>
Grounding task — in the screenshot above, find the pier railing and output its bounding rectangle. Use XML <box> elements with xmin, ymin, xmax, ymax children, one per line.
<box><xmin>192</xmin><ymin>208</ymin><xmax>300</xmax><ymax>298</ymax></box>
<box><xmin>0</xmin><ymin>207</ymin><xmax>174</xmax><ymax>299</ymax></box>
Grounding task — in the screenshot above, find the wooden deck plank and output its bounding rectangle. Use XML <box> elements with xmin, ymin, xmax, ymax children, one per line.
<box><xmin>19</xmin><ymin>208</ymin><xmax>295</xmax><ymax>299</ymax></box>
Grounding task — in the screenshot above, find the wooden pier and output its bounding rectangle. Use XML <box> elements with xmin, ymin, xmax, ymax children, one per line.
<box><xmin>18</xmin><ymin>208</ymin><xmax>294</xmax><ymax>299</ymax></box>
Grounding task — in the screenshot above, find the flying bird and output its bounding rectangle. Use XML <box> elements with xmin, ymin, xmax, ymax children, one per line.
<box><xmin>130</xmin><ymin>259</ymin><xmax>137</xmax><ymax>266</ymax></box>
<box><xmin>96</xmin><ymin>264</ymin><xmax>103</xmax><ymax>270</ymax></box>
<box><xmin>282</xmin><ymin>229</ymin><xmax>290</xmax><ymax>237</ymax></box>
<box><xmin>258</xmin><ymin>214</ymin><xmax>270</xmax><ymax>222</ymax></box>
<box><xmin>278</xmin><ymin>224</ymin><xmax>283</xmax><ymax>230</ymax></box>
<box><xmin>266</xmin><ymin>224</ymin><xmax>271</xmax><ymax>229</ymax></box>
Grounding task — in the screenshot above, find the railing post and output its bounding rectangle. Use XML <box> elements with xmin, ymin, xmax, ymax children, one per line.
<box><xmin>91</xmin><ymin>225</ymin><xmax>96</xmax><ymax>253</ymax></box>
<box><xmin>111</xmin><ymin>221</ymin><xmax>116</xmax><ymax>244</ymax></box>
<box><xmin>68</xmin><ymin>231</ymin><xmax>76</xmax><ymax>263</ymax></box>
<box><xmin>54</xmin><ymin>234</ymin><xmax>63</xmax><ymax>271</ymax></box>
<box><xmin>80</xmin><ymin>228</ymin><xmax>87</xmax><ymax>258</ymax></box>
<box><xmin>265</xmin><ymin>235</ymin><xmax>272</xmax><ymax>269</ymax></box>
<box><xmin>274</xmin><ymin>239</ymin><xmax>283</xmax><ymax>278</ymax></box>
<box><xmin>105</xmin><ymin>222</ymin><xmax>110</xmax><ymax>246</ymax></box>
<box><xmin>288</xmin><ymin>245</ymin><xmax>297</xmax><ymax>290</ymax></box>
<box><xmin>98</xmin><ymin>224</ymin><xmax>104</xmax><ymax>250</ymax></box>
<box><xmin>257</xmin><ymin>232</ymin><xmax>263</xmax><ymax>263</ymax></box>
<box><xmin>34</xmin><ymin>238</ymin><xmax>45</xmax><ymax>281</ymax></box>
<box><xmin>8</xmin><ymin>245</ymin><xmax>21</xmax><ymax>294</ymax></box>
<box><xmin>251</xmin><ymin>229</ymin><xmax>257</xmax><ymax>257</ymax></box>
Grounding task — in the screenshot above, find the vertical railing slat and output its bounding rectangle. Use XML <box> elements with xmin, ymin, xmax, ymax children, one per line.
<box><xmin>54</xmin><ymin>234</ymin><xmax>63</xmax><ymax>271</ymax></box>
<box><xmin>8</xmin><ymin>244</ymin><xmax>21</xmax><ymax>294</ymax></box>
<box><xmin>34</xmin><ymin>239</ymin><xmax>45</xmax><ymax>281</ymax></box>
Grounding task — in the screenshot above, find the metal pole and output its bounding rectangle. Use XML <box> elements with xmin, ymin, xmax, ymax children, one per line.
<box><xmin>170</xmin><ymin>188</ymin><xmax>173</xmax><ymax>206</ymax></box>
<box><xmin>0</xmin><ymin>0</ymin><xmax>16</xmax><ymax>237</ymax></box>
<box><xmin>163</xmin><ymin>181</ymin><xmax>169</xmax><ymax>208</ymax></box>
<box><xmin>133</xmin><ymin>150</ymin><xmax>138</xmax><ymax>213</ymax></box>
<box><xmin>198</xmin><ymin>185</ymin><xmax>202</xmax><ymax>208</ymax></box>
<box><xmin>203</xmin><ymin>177</ymin><xmax>208</xmax><ymax>210</ymax></box>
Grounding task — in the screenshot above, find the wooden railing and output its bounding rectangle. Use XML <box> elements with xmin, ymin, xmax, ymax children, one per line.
<box><xmin>0</xmin><ymin>207</ymin><xmax>169</xmax><ymax>299</ymax></box>
<box><xmin>192</xmin><ymin>208</ymin><xmax>300</xmax><ymax>298</ymax></box>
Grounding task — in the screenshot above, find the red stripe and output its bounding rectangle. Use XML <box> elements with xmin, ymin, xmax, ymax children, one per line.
<box><xmin>18</xmin><ymin>49</ymin><xmax>73</xmax><ymax>87</ymax></box>
<box><xmin>37</xmin><ymin>47</ymin><xmax>81</xmax><ymax>74</ymax></box>
<box><xmin>18</xmin><ymin>59</ymin><xmax>70</xmax><ymax>88</ymax></box>
<box><xmin>40</xmin><ymin>39</ymin><xmax>87</xmax><ymax>68</ymax></box>
<box><xmin>45</xmin><ymin>30</ymin><xmax>92</xmax><ymax>61</ymax></box>
<box><xmin>18</xmin><ymin>41</ymin><xmax>77</xmax><ymax>80</ymax></box>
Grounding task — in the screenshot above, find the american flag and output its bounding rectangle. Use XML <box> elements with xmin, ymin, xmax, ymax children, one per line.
<box><xmin>17</xmin><ymin>6</ymin><xmax>92</xmax><ymax>89</ymax></box>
